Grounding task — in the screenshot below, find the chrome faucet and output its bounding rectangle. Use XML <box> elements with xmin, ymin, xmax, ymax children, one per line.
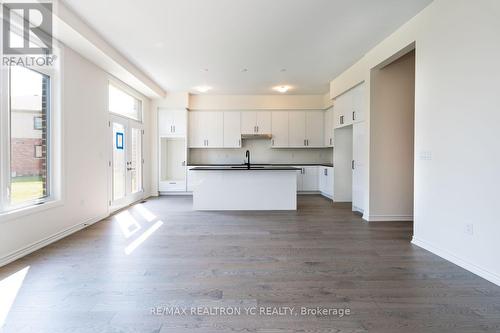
<box><xmin>245</xmin><ymin>150</ymin><xmax>250</xmax><ymax>169</ymax></box>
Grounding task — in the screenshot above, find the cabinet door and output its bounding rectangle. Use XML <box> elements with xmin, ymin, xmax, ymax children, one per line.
<box><xmin>205</xmin><ymin>111</ymin><xmax>224</xmax><ymax>148</ymax></box>
<box><xmin>326</xmin><ymin>167</ymin><xmax>334</xmax><ymax>196</ymax></box>
<box><xmin>296</xmin><ymin>168</ymin><xmax>303</xmax><ymax>191</ymax></box>
<box><xmin>318</xmin><ymin>168</ymin><xmax>327</xmax><ymax>193</ymax></box>
<box><xmin>241</xmin><ymin>111</ymin><xmax>257</xmax><ymax>134</ymax></box>
<box><xmin>289</xmin><ymin>111</ymin><xmax>306</xmax><ymax>147</ymax></box>
<box><xmin>305</xmin><ymin>111</ymin><xmax>324</xmax><ymax>147</ymax></box>
<box><xmin>352</xmin><ymin>83</ymin><xmax>365</xmax><ymax>123</ymax></box>
<box><xmin>324</xmin><ymin>107</ymin><xmax>334</xmax><ymax>147</ymax></box>
<box><xmin>333</xmin><ymin>97</ymin><xmax>343</xmax><ymax>129</ymax></box>
<box><xmin>271</xmin><ymin>111</ymin><xmax>289</xmax><ymax>147</ymax></box>
<box><xmin>256</xmin><ymin>111</ymin><xmax>272</xmax><ymax>134</ymax></box>
<box><xmin>159</xmin><ymin>109</ymin><xmax>186</xmax><ymax>137</ymax></box>
<box><xmin>352</xmin><ymin>122</ymin><xmax>366</xmax><ymax>212</ymax></box>
<box><xmin>188</xmin><ymin>112</ymin><xmax>204</xmax><ymax>148</ymax></box>
<box><xmin>223</xmin><ymin>112</ymin><xmax>241</xmax><ymax>148</ymax></box>
<box><xmin>302</xmin><ymin>166</ymin><xmax>319</xmax><ymax>191</ymax></box>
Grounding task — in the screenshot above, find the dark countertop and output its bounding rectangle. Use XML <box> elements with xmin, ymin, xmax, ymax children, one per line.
<box><xmin>190</xmin><ymin>166</ymin><xmax>301</xmax><ymax>171</ymax></box>
<box><xmin>188</xmin><ymin>163</ymin><xmax>334</xmax><ymax>167</ymax></box>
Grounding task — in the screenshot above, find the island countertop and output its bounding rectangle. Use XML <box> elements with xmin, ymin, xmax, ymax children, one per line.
<box><xmin>190</xmin><ymin>166</ymin><xmax>301</xmax><ymax>171</ymax></box>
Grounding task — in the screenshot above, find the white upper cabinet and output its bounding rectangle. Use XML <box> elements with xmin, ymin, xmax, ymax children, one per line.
<box><xmin>223</xmin><ymin>112</ymin><xmax>241</xmax><ymax>148</ymax></box>
<box><xmin>158</xmin><ymin>109</ymin><xmax>186</xmax><ymax>137</ymax></box>
<box><xmin>305</xmin><ymin>111</ymin><xmax>324</xmax><ymax>147</ymax></box>
<box><xmin>188</xmin><ymin>111</ymin><xmax>203</xmax><ymax>147</ymax></box>
<box><xmin>324</xmin><ymin>107</ymin><xmax>334</xmax><ymax>147</ymax></box>
<box><xmin>271</xmin><ymin>112</ymin><xmax>289</xmax><ymax>147</ymax></box>
<box><xmin>241</xmin><ymin>111</ymin><xmax>271</xmax><ymax>134</ymax></box>
<box><xmin>188</xmin><ymin>111</ymin><xmax>223</xmax><ymax>148</ymax></box>
<box><xmin>334</xmin><ymin>82</ymin><xmax>365</xmax><ymax>128</ymax></box>
<box><xmin>289</xmin><ymin>111</ymin><xmax>307</xmax><ymax>147</ymax></box>
<box><xmin>256</xmin><ymin>111</ymin><xmax>272</xmax><ymax>134</ymax></box>
<box><xmin>241</xmin><ymin>111</ymin><xmax>257</xmax><ymax>134</ymax></box>
<box><xmin>352</xmin><ymin>83</ymin><xmax>365</xmax><ymax>123</ymax></box>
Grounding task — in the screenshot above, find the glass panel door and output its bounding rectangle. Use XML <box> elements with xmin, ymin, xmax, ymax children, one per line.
<box><xmin>129</xmin><ymin>126</ymin><xmax>142</xmax><ymax>194</ymax></box>
<box><xmin>110</xmin><ymin>116</ymin><xmax>143</xmax><ymax>210</ymax></box>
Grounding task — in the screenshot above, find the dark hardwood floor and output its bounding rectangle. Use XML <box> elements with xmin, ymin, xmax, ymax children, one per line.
<box><xmin>1</xmin><ymin>195</ymin><xmax>499</xmax><ymax>333</ymax></box>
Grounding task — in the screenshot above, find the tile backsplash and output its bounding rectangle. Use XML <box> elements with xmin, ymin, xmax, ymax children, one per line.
<box><xmin>189</xmin><ymin>139</ymin><xmax>333</xmax><ymax>165</ymax></box>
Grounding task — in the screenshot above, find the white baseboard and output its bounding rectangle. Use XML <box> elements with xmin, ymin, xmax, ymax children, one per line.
<box><xmin>367</xmin><ymin>214</ymin><xmax>413</xmax><ymax>222</ymax></box>
<box><xmin>412</xmin><ymin>237</ymin><xmax>500</xmax><ymax>287</ymax></box>
<box><xmin>319</xmin><ymin>192</ymin><xmax>333</xmax><ymax>200</ymax></box>
<box><xmin>0</xmin><ymin>213</ymin><xmax>108</xmax><ymax>268</ymax></box>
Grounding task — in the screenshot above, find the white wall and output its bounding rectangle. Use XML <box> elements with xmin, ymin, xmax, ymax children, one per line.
<box><xmin>0</xmin><ymin>46</ymin><xmax>152</xmax><ymax>265</ymax></box>
<box><xmin>369</xmin><ymin>51</ymin><xmax>415</xmax><ymax>221</ymax></box>
<box><xmin>329</xmin><ymin>0</ymin><xmax>500</xmax><ymax>285</ymax></box>
<box><xmin>189</xmin><ymin>94</ymin><xmax>327</xmax><ymax>110</ymax></box>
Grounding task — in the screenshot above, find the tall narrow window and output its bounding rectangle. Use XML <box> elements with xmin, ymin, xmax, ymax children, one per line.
<box><xmin>9</xmin><ymin>66</ymin><xmax>50</xmax><ymax>206</ymax></box>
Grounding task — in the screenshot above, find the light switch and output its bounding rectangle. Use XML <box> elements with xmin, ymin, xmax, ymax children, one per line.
<box><xmin>419</xmin><ymin>151</ymin><xmax>432</xmax><ymax>161</ymax></box>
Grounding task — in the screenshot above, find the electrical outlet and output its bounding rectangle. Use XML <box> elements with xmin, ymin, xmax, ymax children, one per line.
<box><xmin>465</xmin><ymin>224</ymin><xmax>474</xmax><ymax>236</ymax></box>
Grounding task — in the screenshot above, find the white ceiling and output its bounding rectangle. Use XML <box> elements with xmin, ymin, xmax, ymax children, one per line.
<box><xmin>61</xmin><ymin>0</ymin><xmax>432</xmax><ymax>95</ymax></box>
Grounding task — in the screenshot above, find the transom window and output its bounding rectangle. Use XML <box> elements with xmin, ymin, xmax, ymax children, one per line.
<box><xmin>108</xmin><ymin>83</ymin><xmax>142</xmax><ymax>121</ymax></box>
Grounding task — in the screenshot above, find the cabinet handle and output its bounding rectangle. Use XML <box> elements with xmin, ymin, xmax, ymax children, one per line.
<box><xmin>324</xmin><ymin>168</ymin><xmax>327</xmax><ymax>176</ymax></box>
<box><xmin>307</xmin><ymin>139</ymin><xmax>309</xmax><ymax>146</ymax></box>
<box><xmin>238</xmin><ymin>139</ymin><xmax>241</xmax><ymax>146</ymax></box>
<box><xmin>173</xmin><ymin>125</ymin><xmax>176</xmax><ymax>132</ymax></box>
<box><xmin>170</xmin><ymin>125</ymin><xmax>173</xmax><ymax>132</ymax></box>
<box><xmin>352</xmin><ymin>160</ymin><xmax>355</xmax><ymax>170</ymax></box>
<box><xmin>272</xmin><ymin>139</ymin><xmax>274</xmax><ymax>146</ymax></box>
<box><xmin>304</xmin><ymin>139</ymin><xmax>306</xmax><ymax>146</ymax></box>
<box><xmin>352</xmin><ymin>111</ymin><xmax>355</xmax><ymax>121</ymax></box>
<box><xmin>340</xmin><ymin>115</ymin><xmax>344</xmax><ymax>125</ymax></box>
<box><xmin>256</xmin><ymin>125</ymin><xmax>259</xmax><ymax>132</ymax></box>
<box><xmin>329</xmin><ymin>138</ymin><xmax>332</xmax><ymax>145</ymax></box>
<box><xmin>254</xmin><ymin>126</ymin><xmax>257</xmax><ymax>133</ymax></box>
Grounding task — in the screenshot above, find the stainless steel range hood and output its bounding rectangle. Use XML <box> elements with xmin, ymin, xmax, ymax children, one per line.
<box><xmin>241</xmin><ymin>133</ymin><xmax>272</xmax><ymax>140</ymax></box>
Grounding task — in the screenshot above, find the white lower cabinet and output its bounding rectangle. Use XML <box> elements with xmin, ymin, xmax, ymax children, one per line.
<box><xmin>298</xmin><ymin>166</ymin><xmax>319</xmax><ymax>191</ymax></box>
<box><xmin>318</xmin><ymin>166</ymin><xmax>334</xmax><ymax>198</ymax></box>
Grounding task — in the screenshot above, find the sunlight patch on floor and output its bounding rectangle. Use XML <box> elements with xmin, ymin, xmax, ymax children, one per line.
<box><xmin>0</xmin><ymin>266</ymin><xmax>29</xmax><ymax>327</ymax></box>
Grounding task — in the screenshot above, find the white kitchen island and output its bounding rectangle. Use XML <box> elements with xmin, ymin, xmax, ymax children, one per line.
<box><xmin>190</xmin><ymin>166</ymin><xmax>299</xmax><ymax>210</ymax></box>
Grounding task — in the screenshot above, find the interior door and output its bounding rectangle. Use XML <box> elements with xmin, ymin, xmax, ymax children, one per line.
<box><xmin>110</xmin><ymin>115</ymin><xmax>143</xmax><ymax>211</ymax></box>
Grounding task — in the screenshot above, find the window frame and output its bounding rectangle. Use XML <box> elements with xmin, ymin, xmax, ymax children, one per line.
<box><xmin>108</xmin><ymin>80</ymin><xmax>143</xmax><ymax>123</ymax></box>
<box><xmin>0</xmin><ymin>30</ymin><xmax>62</xmax><ymax>218</ymax></box>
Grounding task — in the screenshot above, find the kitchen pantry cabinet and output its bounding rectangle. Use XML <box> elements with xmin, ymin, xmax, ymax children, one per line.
<box><xmin>223</xmin><ymin>112</ymin><xmax>241</xmax><ymax>148</ymax></box>
<box><xmin>271</xmin><ymin>111</ymin><xmax>289</xmax><ymax>147</ymax></box>
<box><xmin>188</xmin><ymin>111</ymin><xmax>223</xmax><ymax>148</ymax></box>
<box><xmin>241</xmin><ymin>111</ymin><xmax>272</xmax><ymax>134</ymax></box>
<box><xmin>352</xmin><ymin>122</ymin><xmax>366</xmax><ymax>213</ymax></box>
<box><xmin>288</xmin><ymin>111</ymin><xmax>324</xmax><ymax>147</ymax></box>
<box><xmin>158</xmin><ymin>108</ymin><xmax>186</xmax><ymax>137</ymax></box>
<box><xmin>318</xmin><ymin>166</ymin><xmax>334</xmax><ymax>198</ymax></box>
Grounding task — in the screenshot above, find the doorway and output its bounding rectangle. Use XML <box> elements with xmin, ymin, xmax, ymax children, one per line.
<box><xmin>110</xmin><ymin>115</ymin><xmax>143</xmax><ymax>211</ymax></box>
<box><xmin>368</xmin><ymin>49</ymin><xmax>415</xmax><ymax>222</ymax></box>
